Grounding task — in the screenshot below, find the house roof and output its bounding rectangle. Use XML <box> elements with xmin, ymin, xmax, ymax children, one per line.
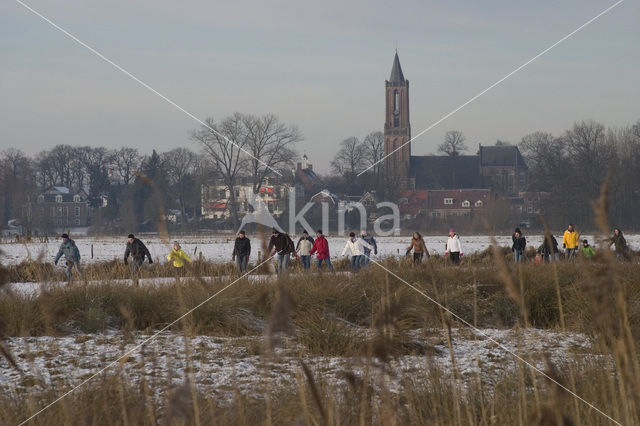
<box><xmin>311</xmin><ymin>190</ymin><xmax>338</xmax><ymax>205</ymax></box>
<box><xmin>53</xmin><ymin>186</ymin><xmax>69</xmax><ymax>194</ymax></box>
<box><xmin>299</xmin><ymin>168</ymin><xmax>322</xmax><ymax>184</ymax></box>
<box><xmin>388</xmin><ymin>52</ymin><xmax>405</xmax><ymax>83</ymax></box>
<box><xmin>427</xmin><ymin>189</ymin><xmax>491</xmax><ymax>210</ymax></box>
<box><xmin>479</xmin><ymin>145</ymin><xmax>527</xmax><ymax>168</ymax></box>
<box><xmin>398</xmin><ymin>190</ymin><xmax>429</xmax><ymax>215</ymax></box>
<box><xmin>40</xmin><ymin>187</ymin><xmax>88</xmax><ymax>203</ymax></box>
<box><xmin>410</xmin><ymin>155</ymin><xmax>481</xmax><ymax>189</ymax></box>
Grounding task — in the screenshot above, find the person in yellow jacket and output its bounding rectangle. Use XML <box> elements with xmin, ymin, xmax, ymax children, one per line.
<box><xmin>167</xmin><ymin>241</ymin><xmax>192</xmax><ymax>275</ymax></box>
<box><xmin>562</xmin><ymin>223</ymin><xmax>580</xmax><ymax>260</ymax></box>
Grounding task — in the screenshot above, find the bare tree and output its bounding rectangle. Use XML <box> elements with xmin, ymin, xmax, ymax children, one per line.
<box><xmin>362</xmin><ymin>131</ymin><xmax>384</xmax><ymax>175</ymax></box>
<box><xmin>35</xmin><ymin>145</ymin><xmax>76</xmax><ymax>189</ymax></box>
<box><xmin>331</xmin><ymin>137</ymin><xmax>365</xmax><ymax>177</ymax></box>
<box><xmin>161</xmin><ymin>147</ymin><xmax>199</xmax><ymax>226</ymax></box>
<box><xmin>191</xmin><ymin>114</ymin><xmax>248</xmax><ymax>229</ymax></box>
<box><xmin>243</xmin><ymin>113</ymin><xmax>300</xmax><ymax>193</ymax></box>
<box><xmin>113</xmin><ymin>147</ymin><xmax>142</xmax><ymax>185</ymax></box>
<box><xmin>438</xmin><ymin>130</ymin><xmax>468</xmax><ymax>156</ymax></box>
<box><xmin>564</xmin><ymin>120</ymin><xmax>613</xmax><ymax>201</ymax></box>
<box><xmin>0</xmin><ymin>149</ymin><xmax>35</xmax><ymax>224</ymax></box>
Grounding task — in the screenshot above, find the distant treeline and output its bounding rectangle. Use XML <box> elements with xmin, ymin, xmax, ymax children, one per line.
<box><xmin>1</xmin><ymin>117</ymin><xmax>639</xmax><ymax>233</ymax></box>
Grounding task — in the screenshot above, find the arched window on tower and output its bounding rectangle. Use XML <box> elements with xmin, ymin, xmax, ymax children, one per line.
<box><xmin>393</xmin><ymin>90</ymin><xmax>400</xmax><ymax>127</ymax></box>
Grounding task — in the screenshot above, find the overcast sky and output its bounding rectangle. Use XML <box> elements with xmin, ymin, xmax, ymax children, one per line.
<box><xmin>1</xmin><ymin>0</ymin><xmax>638</xmax><ymax>173</ymax></box>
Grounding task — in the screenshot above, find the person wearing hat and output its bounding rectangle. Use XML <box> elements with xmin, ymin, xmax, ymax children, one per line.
<box><xmin>54</xmin><ymin>233</ymin><xmax>83</xmax><ymax>282</ymax></box>
<box><xmin>267</xmin><ymin>228</ymin><xmax>295</xmax><ymax>275</ymax></box>
<box><xmin>232</xmin><ymin>230</ymin><xmax>251</xmax><ymax>273</ymax></box>
<box><xmin>360</xmin><ymin>229</ymin><xmax>377</xmax><ymax>267</ymax></box>
<box><xmin>445</xmin><ymin>228</ymin><xmax>463</xmax><ymax>264</ymax></box>
<box><xmin>581</xmin><ymin>239</ymin><xmax>596</xmax><ymax>259</ymax></box>
<box><xmin>296</xmin><ymin>230</ymin><xmax>314</xmax><ymax>270</ymax></box>
<box><xmin>124</xmin><ymin>233</ymin><xmax>153</xmax><ymax>282</ymax></box>
<box><xmin>167</xmin><ymin>241</ymin><xmax>192</xmax><ymax>276</ymax></box>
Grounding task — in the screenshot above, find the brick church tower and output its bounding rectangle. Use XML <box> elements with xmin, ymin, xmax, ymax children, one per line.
<box><xmin>384</xmin><ymin>52</ymin><xmax>412</xmax><ymax>188</ymax></box>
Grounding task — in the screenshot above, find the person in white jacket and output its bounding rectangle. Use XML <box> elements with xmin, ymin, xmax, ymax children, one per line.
<box><xmin>341</xmin><ymin>232</ymin><xmax>373</xmax><ymax>273</ymax></box>
<box><xmin>445</xmin><ymin>228</ymin><xmax>463</xmax><ymax>264</ymax></box>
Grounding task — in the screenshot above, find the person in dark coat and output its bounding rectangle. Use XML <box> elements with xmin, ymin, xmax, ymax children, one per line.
<box><xmin>609</xmin><ymin>228</ymin><xmax>628</xmax><ymax>260</ymax></box>
<box><xmin>232</xmin><ymin>230</ymin><xmax>251</xmax><ymax>272</ymax></box>
<box><xmin>538</xmin><ymin>231</ymin><xmax>559</xmax><ymax>262</ymax></box>
<box><xmin>267</xmin><ymin>228</ymin><xmax>295</xmax><ymax>275</ymax></box>
<box><xmin>54</xmin><ymin>233</ymin><xmax>83</xmax><ymax>282</ymax></box>
<box><xmin>511</xmin><ymin>229</ymin><xmax>526</xmax><ymax>262</ymax></box>
<box><xmin>124</xmin><ymin>233</ymin><xmax>153</xmax><ymax>282</ymax></box>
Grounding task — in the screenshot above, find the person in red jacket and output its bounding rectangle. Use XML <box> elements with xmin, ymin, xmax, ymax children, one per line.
<box><xmin>310</xmin><ymin>229</ymin><xmax>334</xmax><ymax>272</ymax></box>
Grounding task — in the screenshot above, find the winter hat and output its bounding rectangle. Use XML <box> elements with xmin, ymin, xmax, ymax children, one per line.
<box><xmin>316</xmin><ymin>229</ymin><xmax>323</xmax><ymax>235</ymax></box>
<box><xmin>582</xmin><ymin>239</ymin><xmax>588</xmax><ymax>244</ymax></box>
<box><xmin>128</xmin><ymin>234</ymin><xmax>135</xmax><ymax>239</ymax></box>
<box><xmin>61</xmin><ymin>233</ymin><xmax>69</xmax><ymax>239</ymax></box>
<box><xmin>449</xmin><ymin>228</ymin><xmax>455</xmax><ymax>234</ymax></box>
<box><xmin>302</xmin><ymin>230</ymin><xmax>308</xmax><ymax>235</ymax></box>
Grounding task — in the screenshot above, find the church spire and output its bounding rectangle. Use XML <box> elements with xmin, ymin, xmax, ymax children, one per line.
<box><xmin>388</xmin><ymin>51</ymin><xmax>405</xmax><ymax>83</ymax></box>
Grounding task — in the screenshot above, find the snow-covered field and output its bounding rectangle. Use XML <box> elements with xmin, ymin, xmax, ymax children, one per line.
<box><xmin>0</xmin><ymin>328</ymin><xmax>595</xmax><ymax>400</ymax></box>
<box><xmin>2</xmin><ymin>233</ymin><xmax>635</xmax><ymax>267</ymax></box>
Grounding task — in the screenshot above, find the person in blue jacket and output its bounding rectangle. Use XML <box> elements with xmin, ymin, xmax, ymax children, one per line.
<box><xmin>54</xmin><ymin>233</ymin><xmax>83</xmax><ymax>282</ymax></box>
<box><xmin>360</xmin><ymin>230</ymin><xmax>377</xmax><ymax>267</ymax></box>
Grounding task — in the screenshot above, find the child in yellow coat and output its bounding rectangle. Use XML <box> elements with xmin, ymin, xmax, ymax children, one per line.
<box><xmin>167</xmin><ymin>241</ymin><xmax>192</xmax><ymax>275</ymax></box>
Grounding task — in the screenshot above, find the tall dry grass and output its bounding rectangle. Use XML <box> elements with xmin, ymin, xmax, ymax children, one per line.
<box><xmin>1</xmin><ymin>180</ymin><xmax>639</xmax><ymax>424</ymax></box>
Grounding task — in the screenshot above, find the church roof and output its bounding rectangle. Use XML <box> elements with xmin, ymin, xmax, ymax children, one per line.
<box><xmin>388</xmin><ymin>52</ymin><xmax>405</xmax><ymax>83</ymax></box>
<box><xmin>479</xmin><ymin>145</ymin><xmax>527</xmax><ymax>168</ymax></box>
<box><xmin>410</xmin><ymin>155</ymin><xmax>481</xmax><ymax>189</ymax></box>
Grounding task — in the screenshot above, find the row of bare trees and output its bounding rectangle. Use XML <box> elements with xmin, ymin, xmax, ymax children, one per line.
<box><xmin>329</xmin><ymin>131</ymin><xmax>385</xmax><ymax>194</ymax></box>
<box><xmin>0</xmin><ymin>112</ymin><xmax>301</xmax><ymax>232</ymax></box>
<box><xmin>520</xmin><ymin>119</ymin><xmax>640</xmax><ymax>229</ymax></box>
<box><xmin>190</xmin><ymin>113</ymin><xmax>300</xmax><ymax>228</ymax></box>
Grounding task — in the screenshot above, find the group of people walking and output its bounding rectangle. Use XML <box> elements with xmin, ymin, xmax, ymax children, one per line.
<box><xmin>512</xmin><ymin>224</ymin><xmax>630</xmax><ymax>263</ymax></box>
<box><xmin>52</xmin><ymin>225</ymin><xmax>632</xmax><ymax>282</ymax></box>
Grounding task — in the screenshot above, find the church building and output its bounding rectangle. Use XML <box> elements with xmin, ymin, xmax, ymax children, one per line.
<box><xmin>384</xmin><ymin>52</ymin><xmax>528</xmax><ymax>197</ymax></box>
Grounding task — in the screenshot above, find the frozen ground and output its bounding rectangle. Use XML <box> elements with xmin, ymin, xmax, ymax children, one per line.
<box><xmin>0</xmin><ymin>328</ymin><xmax>595</xmax><ymax>402</ymax></box>
<box><xmin>2</xmin><ymin>233</ymin><xmax>634</xmax><ymax>267</ymax></box>
<box><xmin>5</xmin><ymin>271</ymin><xmax>351</xmax><ymax>297</ymax></box>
